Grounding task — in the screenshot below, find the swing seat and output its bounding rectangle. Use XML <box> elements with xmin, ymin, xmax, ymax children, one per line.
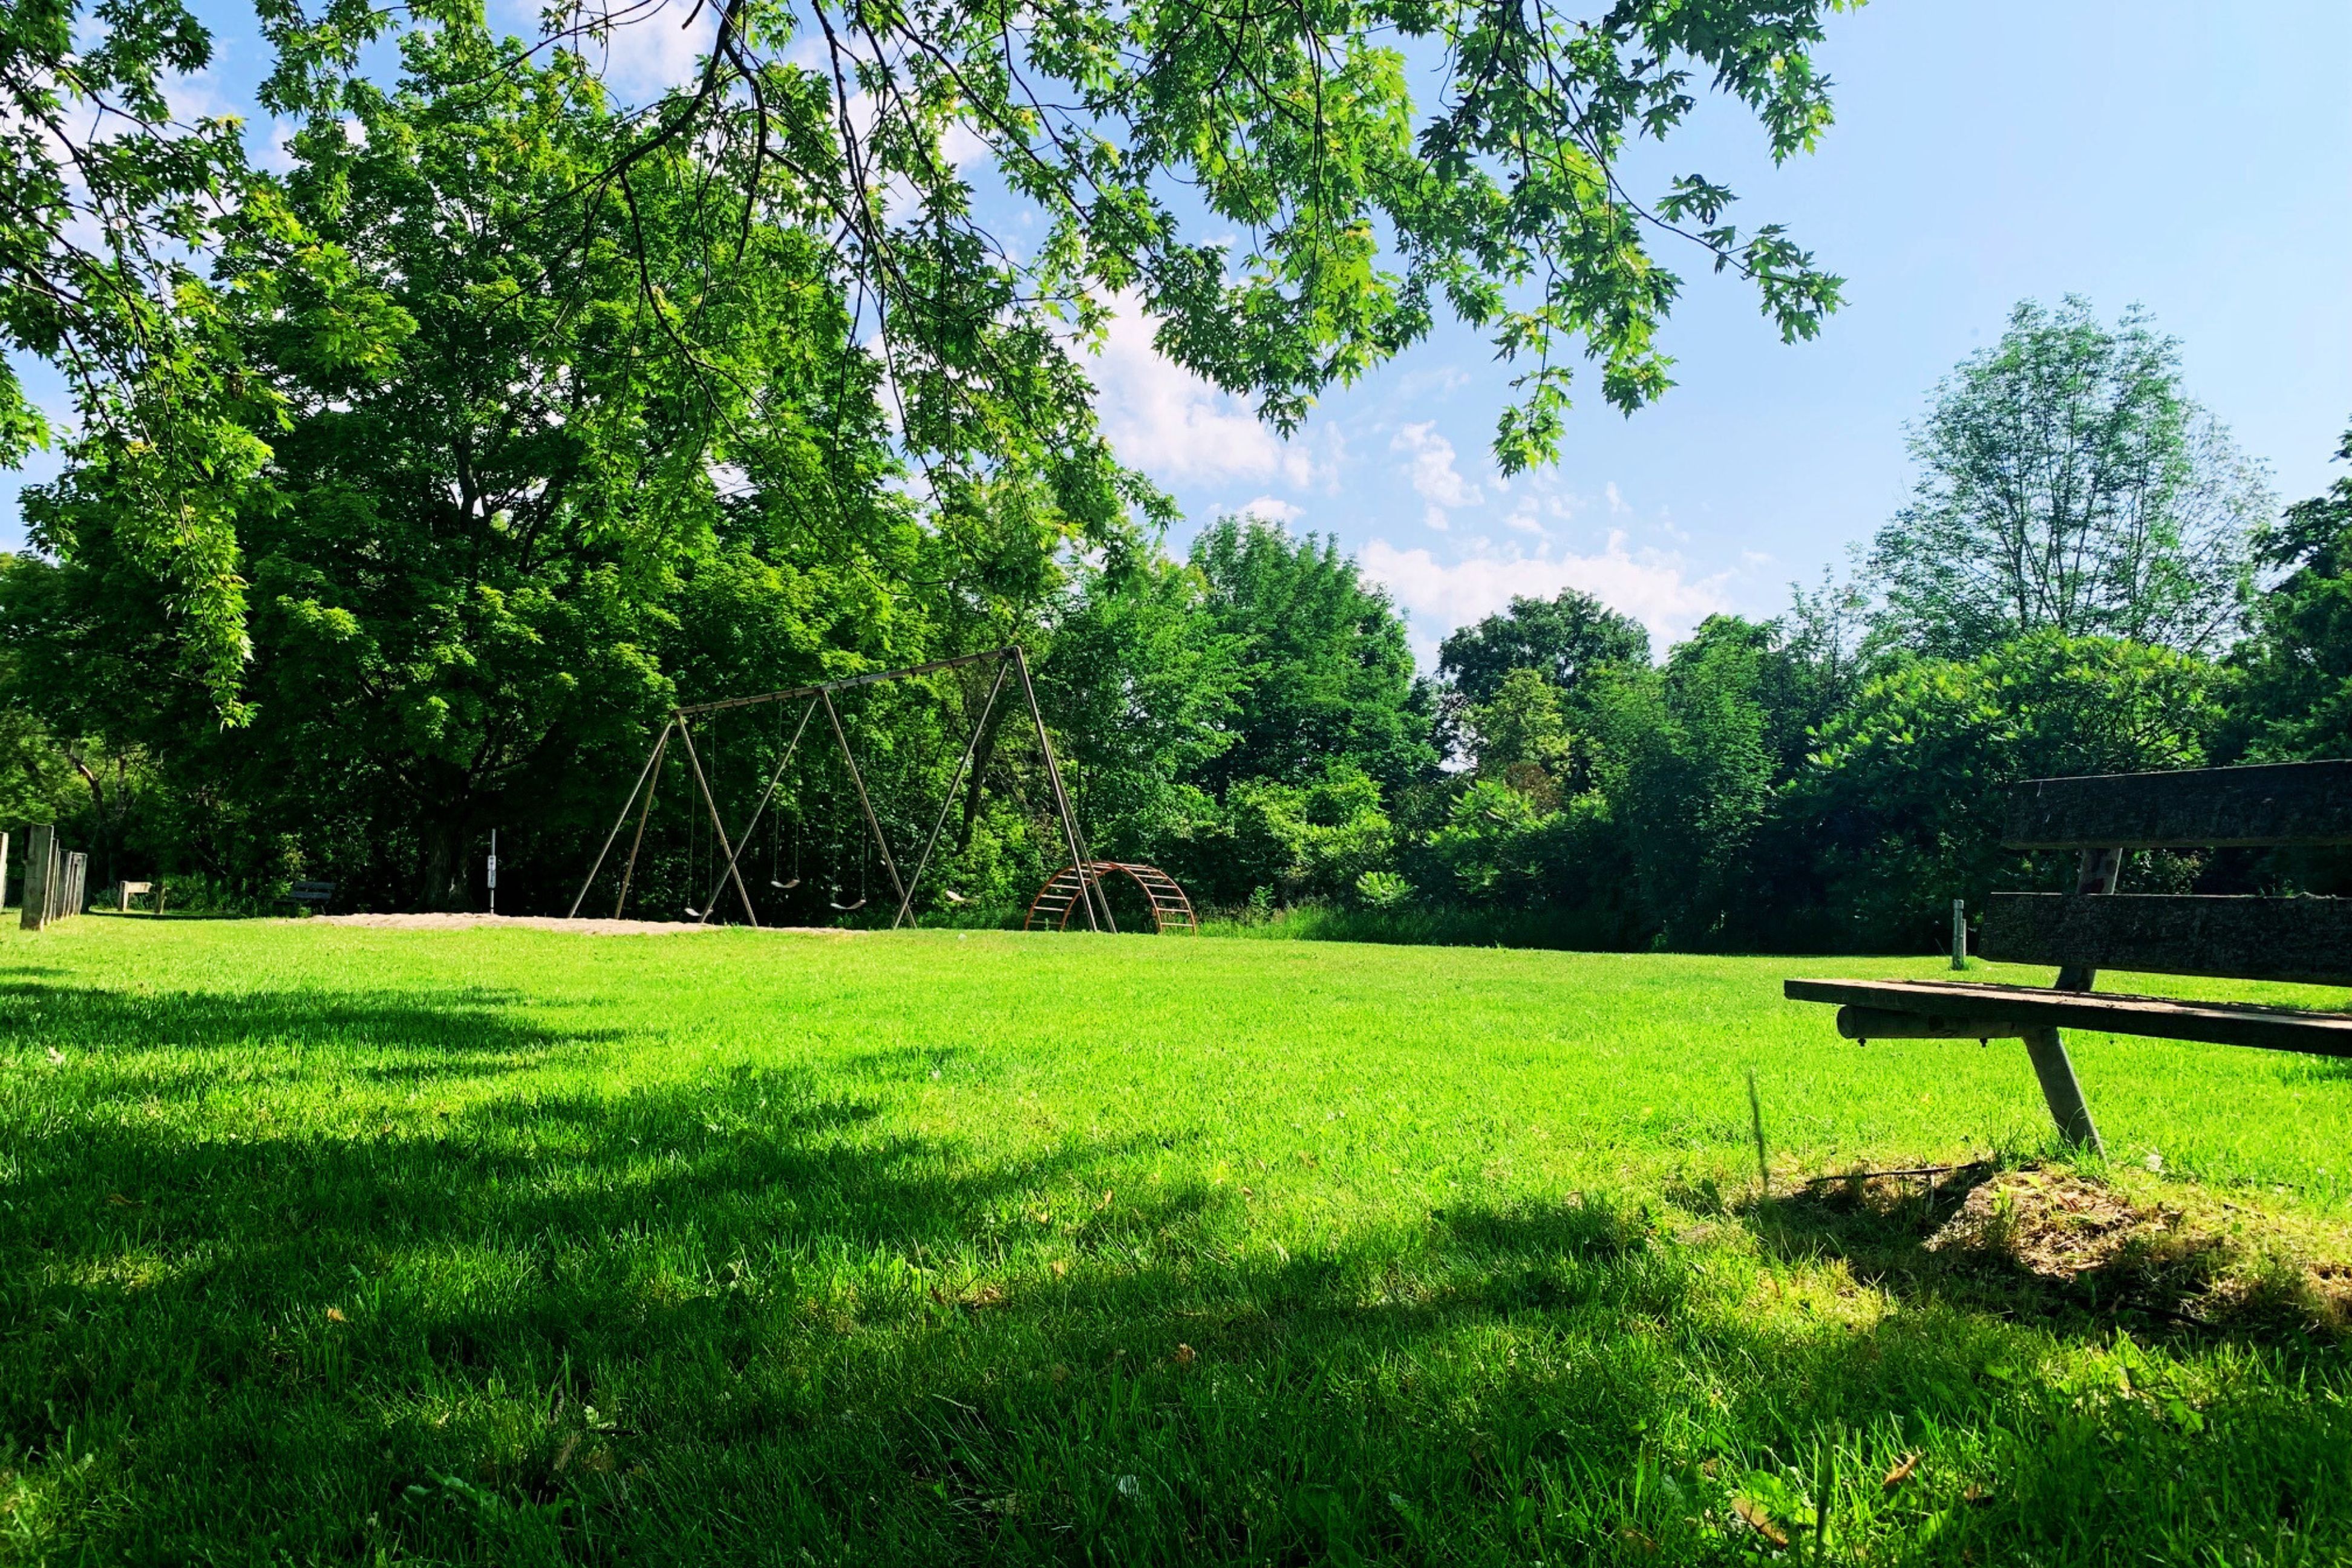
<box><xmin>941</xmin><ymin>889</ymin><xmax>967</xmax><ymax>904</ymax></box>
<box><xmin>772</xmin><ymin>877</ymin><xmax>800</xmax><ymax>890</ymax></box>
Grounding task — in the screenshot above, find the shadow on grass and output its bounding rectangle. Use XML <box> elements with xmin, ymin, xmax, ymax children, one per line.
<box><xmin>0</xmin><ymin>971</ymin><xmax>618</xmax><ymax>1091</ymax></box>
<box><xmin>0</xmin><ymin>975</ymin><xmax>2348</xmax><ymax>1564</ymax></box>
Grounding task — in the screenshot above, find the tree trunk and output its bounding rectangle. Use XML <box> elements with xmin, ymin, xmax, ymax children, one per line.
<box><xmin>65</xmin><ymin>748</ymin><xmax>114</xmax><ymax>890</ymax></box>
<box><xmin>958</xmin><ymin>694</ymin><xmax>1011</xmax><ymax>853</ymax></box>
<box><xmin>420</xmin><ymin>811</ymin><xmax>472</xmax><ymax>911</ymax></box>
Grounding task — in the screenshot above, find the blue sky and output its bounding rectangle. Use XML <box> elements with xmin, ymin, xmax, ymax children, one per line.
<box><xmin>9</xmin><ymin>1</ymin><xmax>2349</xmax><ymax>668</ymax></box>
<box><xmin>1090</xmin><ymin>0</ymin><xmax>2352</xmax><ymax>664</ymax></box>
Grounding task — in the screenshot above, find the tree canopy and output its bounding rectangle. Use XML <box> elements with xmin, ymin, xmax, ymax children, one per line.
<box><xmin>1187</xmin><ymin>517</ymin><xmax>1434</xmax><ymax>796</ymax></box>
<box><xmin>0</xmin><ymin>0</ymin><xmax>1864</xmax><ymax>717</ymax></box>
<box><xmin>1867</xmin><ymin>297</ymin><xmax>2269</xmax><ymax>661</ymax></box>
<box><xmin>1435</xmin><ymin>585</ymin><xmax>1648</xmax><ymax>762</ymax></box>
<box><xmin>1438</xmin><ymin>587</ymin><xmax>1650</xmax><ymax>707</ymax></box>
<box><xmin>260</xmin><ymin>0</ymin><xmax>1852</xmax><ymax>474</ymax></box>
<box><xmin>2229</xmin><ymin>423</ymin><xmax>2352</xmax><ymax>762</ymax></box>
<box><xmin>0</xmin><ymin>0</ymin><xmax>282</xmax><ymax>706</ymax></box>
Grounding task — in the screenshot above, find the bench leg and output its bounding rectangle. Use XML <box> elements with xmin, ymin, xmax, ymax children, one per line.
<box><xmin>2021</xmin><ymin>1027</ymin><xmax>2103</xmax><ymax>1156</ymax></box>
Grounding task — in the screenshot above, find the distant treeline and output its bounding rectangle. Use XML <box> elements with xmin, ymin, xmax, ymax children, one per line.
<box><xmin>1</xmin><ymin>24</ymin><xmax>2346</xmax><ymax>949</ymax></box>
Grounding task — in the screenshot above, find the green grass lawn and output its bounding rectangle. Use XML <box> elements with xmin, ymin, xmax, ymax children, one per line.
<box><xmin>4</xmin><ymin>918</ymin><xmax>2350</xmax><ymax>1564</ymax></box>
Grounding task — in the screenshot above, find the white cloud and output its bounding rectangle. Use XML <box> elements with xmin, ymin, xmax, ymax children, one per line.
<box><xmin>261</xmin><ymin>119</ymin><xmax>298</xmax><ymax>173</ymax></box>
<box><xmin>1236</xmin><ymin>495</ymin><xmax>1300</xmax><ymax>524</ymax></box>
<box><xmin>1089</xmin><ymin>297</ymin><xmax>1321</xmax><ymax>489</ymax></box>
<box><xmin>1396</xmin><ymin>363</ymin><xmax>1472</xmax><ymax>397</ymax></box>
<box><xmin>939</xmin><ymin>120</ymin><xmax>990</xmax><ymax>171</ymax></box>
<box><xmin>559</xmin><ymin>0</ymin><xmax>713</xmax><ymax>102</ymax></box>
<box><xmin>1390</xmin><ymin>421</ymin><xmax>1482</xmax><ymax>513</ymax></box>
<box><xmin>1360</xmin><ymin>532</ymin><xmax>1731</xmax><ymax>650</ymax></box>
<box><xmin>165</xmin><ymin>70</ymin><xmax>240</xmax><ymax>128</ymax></box>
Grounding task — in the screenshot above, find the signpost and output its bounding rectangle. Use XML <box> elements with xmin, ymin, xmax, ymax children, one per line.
<box><xmin>488</xmin><ymin>831</ymin><xmax>499</xmax><ymax>916</ymax></box>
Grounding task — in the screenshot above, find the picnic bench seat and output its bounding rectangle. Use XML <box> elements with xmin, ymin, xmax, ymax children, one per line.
<box><xmin>1786</xmin><ymin>760</ymin><xmax>2352</xmax><ymax>1156</ymax></box>
<box><xmin>279</xmin><ymin>880</ymin><xmax>336</xmax><ymax>915</ymax></box>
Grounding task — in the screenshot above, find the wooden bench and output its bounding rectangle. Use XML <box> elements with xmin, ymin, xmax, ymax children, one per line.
<box><xmin>117</xmin><ymin>880</ymin><xmax>158</xmax><ymax>913</ymax></box>
<box><xmin>279</xmin><ymin>880</ymin><xmax>336</xmax><ymax>915</ymax></box>
<box><xmin>1786</xmin><ymin>760</ymin><xmax>2352</xmax><ymax>1157</ymax></box>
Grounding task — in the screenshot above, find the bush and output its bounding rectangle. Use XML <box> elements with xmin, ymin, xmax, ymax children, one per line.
<box><xmin>1799</xmin><ymin>631</ymin><xmax>2223</xmax><ymax>950</ymax></box>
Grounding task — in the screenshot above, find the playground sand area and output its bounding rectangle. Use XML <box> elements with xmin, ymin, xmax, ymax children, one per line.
<box><xmin>310</xmin><ymin>912</ymin><xmax>855</xmax><ymax>936</ymax></box>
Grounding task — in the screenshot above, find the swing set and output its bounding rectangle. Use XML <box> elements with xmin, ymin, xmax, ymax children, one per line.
<box><xmin>568</xmin><ymin>646</ymin><xmax>1123</xmax><ymax>931</ymax></box>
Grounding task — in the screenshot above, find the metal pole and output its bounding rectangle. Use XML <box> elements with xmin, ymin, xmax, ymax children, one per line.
<box><xmin>697</xmin><ymin>696</ymin><xmax>818</xmax><ymax>923</ymax></box>
<box><xmin>1010</xmin><ymin>647</ymin><xmax>1106</xmax><ymax>932</ymax></box>
<box><xmin>573</xmin><ymin>722</ymin><xmax>670</xmax><ymax>919</ymax></box>
<box><xmin>893</xmin><ymin>657</ymin><xmax>1009</xmax><ymax>929</ymax></box>
<box><xmin>675</xmin><ymin>720</ymin><xmax>762</xmax><ymax>927</ymax></box>
<box><xmin>2025</xmin><ymin>846</ymin><xmax>2123</xmax><ymax>1155</ymax></box>
<box><xmin>1950</xmin><ymin>898</ymin><xmax>1966</xmax><ymax>970</ymax></box>
<box><xmin>488</xmin><ymin>829</ymin><xmax>497</xmax><ymax>916</ymax></box>
<box><xmin>2022</xmin><ymin>1028</ymin><xmax>2103</xmax><ymax>1155</ymax></box>
<box><xmin>820</xmin><ymin>690</ymin><xmax>907</xmax><ymax>910</ymax></box>
<box><xmin>2054</xmin><ymin>848</ymin><xmax>2123</xmax><ymax>991</ymax></box>
<box><xmin>612</xmin><ymin>724</ymin><xmax>672</xmax><ymax>920</ymax></box>
<box><xmin>675</xmin><ymin>647</ymin><xmax>1019</xmax><ymax>717</ymax></box>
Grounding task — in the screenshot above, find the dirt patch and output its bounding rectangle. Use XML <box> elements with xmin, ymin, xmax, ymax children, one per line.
<box><xmin>308</xmin><ymin>913</ymin><xmax>855</xmax><ymax>937</ymax></box>
<box><xmin>1927</xmin><ymin>1168</ymin><xmax>2352</xmax><ymax>1334</ymax></box>
<box><xmin>1768</xmin><ymin>1163</ymin><xmax>2352</xmax><ymax>1339</ymax></box>
<box><xmin>1926</xmin><ymin>1168</ymin><xmax>2160</xmax><ymax>1281</ymax></box>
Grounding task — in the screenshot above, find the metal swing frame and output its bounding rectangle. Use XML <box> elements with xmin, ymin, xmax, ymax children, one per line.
<box><xmin>568</xmin><ymin>646</ymin><xmax>1115</xmax><ymax>931</ymax></box>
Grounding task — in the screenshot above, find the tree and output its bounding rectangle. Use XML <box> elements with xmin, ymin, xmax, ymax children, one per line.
<box><xmin>1462</xmin><ymin>668</ymin><xmax>1579</xmax><ymax>789</ymax></box>
<box><xmin>1209</xmin><ymin>762</ymin><xmax>1395</xmax><ymax>907</ymax></box>
<box><xmin>2227</xmin><ymin>420</ymin><xmax>2352</xmax><ymax>762</ymax></box>
<box><xmin>4</xmin><ymin>23</ymin><xmax>929</xmax><ymax>907</ymax></box>
<box><xmin>0</xmin><ymin>556</ymin><xmax>91</xmax><ymax>834</ymax></box>
<box><xmin>1868</xmin><ymin>298</ymin><xmax>2268</xmax><ymax>659</ymax></box>
<box><xmin>1592</xmin><ymin>621</ymin><xmax>1777</xmax><ymax>947</ymax></box>
<box><xmin>1039</xmin><ymin>550</ymin><xmax>1244</xmax><ymax>861</ymax></box>
<box><xmin>1188</xmin><ymin>516</ymin><xmax>1434</xmax><ymax>795</ymax></box>
<box><xmin>7</xmin><ymin>0</ymin><xmax>1860</xmax><ymax>720</ymax></box>
<box><xmin>1440</xmin><ymin>587</ymin><xmax>1652</xmax><ymax>704</ymax></box>
<box><xmin>0</xmin><ymin>0</ymin><xmax>305</xmax><ymax>707</ymax></box>
<box><xmin>1437</xmin><ymin>587</ymin><xmax>1650</xmax><ymax>708</ymax></box>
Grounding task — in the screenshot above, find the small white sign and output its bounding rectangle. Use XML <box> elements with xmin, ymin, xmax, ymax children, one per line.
<box><xmin>486</xmin><ymin>855</ymin><xmax>499</xmax><ymax>887</ymax></box>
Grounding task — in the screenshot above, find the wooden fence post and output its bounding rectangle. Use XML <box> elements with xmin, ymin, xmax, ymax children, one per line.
<box><xmin>0</xmin><ymin>830</ymin><xmax>9</xmax><ymax>912</ymax></box>
<box><xmin>19</xmin><ymin>824</ymin><xmax>53</xmax><ymax>932</ymax></box>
